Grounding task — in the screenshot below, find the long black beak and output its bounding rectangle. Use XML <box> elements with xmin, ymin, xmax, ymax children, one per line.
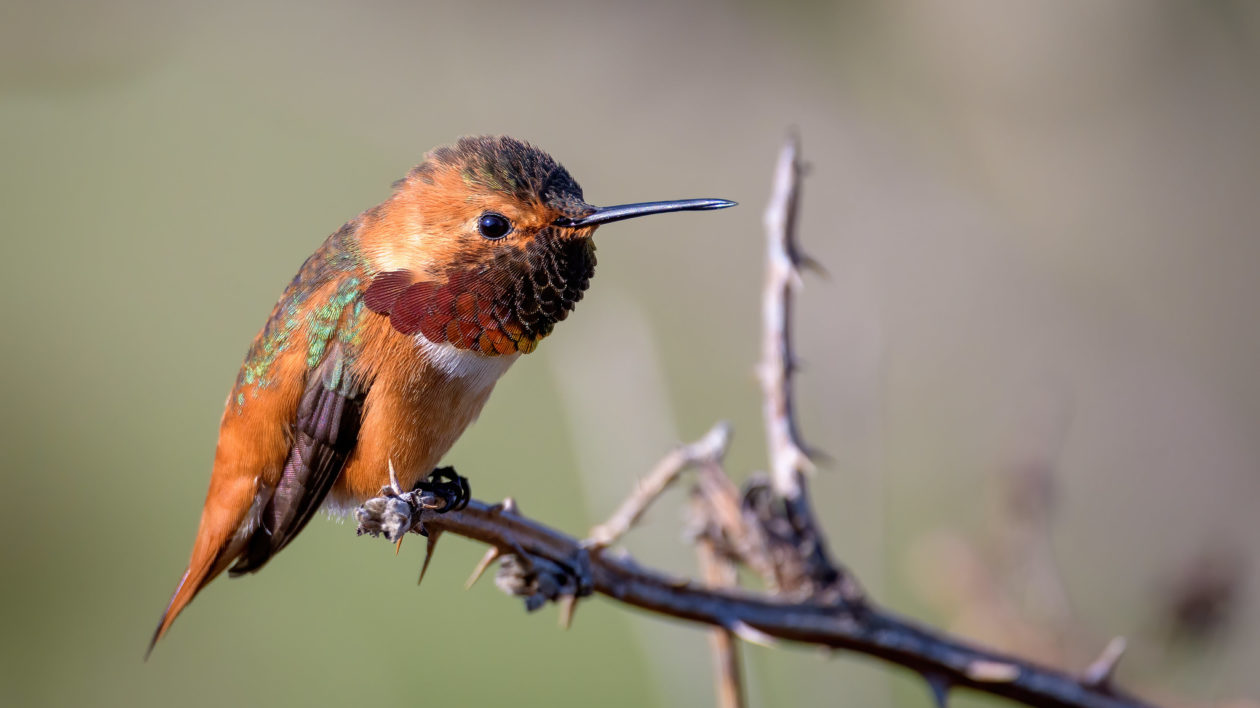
<box><xmin>553</xmin><ymin>198</ymin><xmax>736</xmax><ymax>228</ymax></box>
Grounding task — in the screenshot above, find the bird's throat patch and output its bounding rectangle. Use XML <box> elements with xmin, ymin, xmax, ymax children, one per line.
<box><xmin>364</xmin><ymin>232</ymin><xmax>595</xmax><ymax>355</ymax></box>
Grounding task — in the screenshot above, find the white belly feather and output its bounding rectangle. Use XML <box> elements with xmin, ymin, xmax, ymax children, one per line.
<box><xmin>414</xmin><ymin>336</ymin><xmax>520</xmax><ymax>392</ymax></box>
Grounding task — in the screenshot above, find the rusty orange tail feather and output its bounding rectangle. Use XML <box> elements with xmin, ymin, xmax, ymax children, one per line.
<box><xmin>147</xmin><ymin>535</ymin><xmax>237</xmax><ymax>658</ymax></box>
<box><xmin>147</xmin><ymin>568</ymin><xmax>195</xmax><ymax>659</ymax></box>
<box><xmin>148</xmin><ymin>333</ymin><xmax>304</xmax><ymax>658</ymax></box>
<box><xmin>147</xmin><ymin>463</ymin><xmax>263</xmax><ymax>658</ymax></box>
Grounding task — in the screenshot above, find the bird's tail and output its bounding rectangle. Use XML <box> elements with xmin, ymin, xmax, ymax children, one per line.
<box><xmin>146</xmin><ymin>551</ymin><xmax>225</xmax><ymax>659</ymax></box>
<box><xmin>146</xmin><ymin>473</ymin><xmax>259</xmax><ymax>659</ymax></box>
<box><xmin>147</xmin><ymin>568</ymin><xmax>195</xmax><ymax>659</ymax></box>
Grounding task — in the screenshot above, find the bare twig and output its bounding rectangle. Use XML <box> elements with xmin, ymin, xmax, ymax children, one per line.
<box><xmin>366</xmin><ymin>499</ymin><xmax>1158</xmax><ymax>708</ymax></box>
<box><xmin>760</xmin><ymin>132</ymin><xmax>814</xmax><ymax>500</ymax></box>
<box><xmin>705</xmin><ymin>621</ymin><xmax>744</xmax><ymax>708</ymax></box>
<box><xmin>587</xmin><ymin>422</ymin><xmax>732</xmax><ymax>549</ymax></box>
<box><xmin>753</xmin><ymin>133</ymin><xmax>861</xmax><ymax>605</ymax></box>
<box><xmin>695</xmin><ymin>512</ymin><xmax>746</xmax><ymax>708</ymax></box>
<box><xmin>690</xmin><ymin>459</ymin><xmax>780</xmax><ymax>587</ymax></box>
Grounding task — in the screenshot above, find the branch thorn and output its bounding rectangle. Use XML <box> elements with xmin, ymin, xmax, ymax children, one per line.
<box><xmin>559</xmin><ymin>594</ymin><xmax>579</xmax><ymax>630</ymax></box>
<box><xmin>490</xmin><ymin>497</ymin><xmax>519</xmax><ymax>515</ymax></box>
<box><xmin>388</xmin><ymin>458</ymin><xmax>404</xmax><ymax>496</ymax></box>
<box><xmin>798</xmin><ymin>253</ymin><xmax>828</xmax><ymax>278</ymax></box>
<box><xmin>727</xmin><ymin>620</ymin><xmax>778</xmax><ymax>648</ymax></box>
<box><xmin>923</xmin><ymin>672</ymin><xmax>952</xmax><ymax>708</ymax></box>
<box><xmin>417</xmin><ymin>529</ymin><xmax>442</xmax><ymax>586</ymax></box>
<box><xmin>1083</xmin><ymin>636</ymin><xmax>1127</xmax><ymax>690</ymax></box>
<box><xmin>466</xmin><ymin>547</ymin><xmax>502</xmax><ymax>589</ymax></box>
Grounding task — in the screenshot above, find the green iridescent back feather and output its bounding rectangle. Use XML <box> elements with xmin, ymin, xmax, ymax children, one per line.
<box><xmin>233</xmin><ymin>221</ymin><xmax>369</xmax><ymax>410</ymax></box>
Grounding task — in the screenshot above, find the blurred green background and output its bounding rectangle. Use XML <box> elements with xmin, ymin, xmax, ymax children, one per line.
<box><xmin>2</xmin><ymin>1</ymin><xmax>1258</xmax><ymax>706</ymax></box>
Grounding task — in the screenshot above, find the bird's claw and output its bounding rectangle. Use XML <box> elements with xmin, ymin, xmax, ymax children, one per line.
<box><xmin>412</xmin><ymin>466</ymin><xmax>471</xmax><ymax>513</ymax></box>
<box><xmin>355</xmin><ymin>466</ymin><xmax>471</xmax><ymax>542</ymax></box>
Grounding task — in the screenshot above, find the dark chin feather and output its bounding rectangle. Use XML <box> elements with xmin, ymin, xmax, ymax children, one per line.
<box><xmin>501</xmin><ymin>229</ymin><xmax>596</xmax><ymax>341</ymax></box>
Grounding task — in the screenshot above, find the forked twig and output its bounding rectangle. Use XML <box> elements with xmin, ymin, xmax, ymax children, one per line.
<box><xmin>587</xmin><ymin>422</ymin><xmax>731</xmax><ymax>549</ymax></box>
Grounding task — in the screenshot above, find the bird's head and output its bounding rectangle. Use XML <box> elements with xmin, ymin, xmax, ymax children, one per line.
<box><xmin>360</xmin><ymin>135</ymin><xmax>734</xmax><ymax>354</ymax></box>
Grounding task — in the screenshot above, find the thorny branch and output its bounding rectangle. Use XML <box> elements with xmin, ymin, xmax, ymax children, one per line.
<box><xmin>761</xmin><ymin>131</ymin><xmax>817</xmax><ymax>500</ymax></box>
<box><xmin>356</xmin><ymin>136</ymin><xmax>1165</xmax><ymax>708</ymax></box>
<box><xmin>363</xmin><ymin>498</ymin><xmax>1156</xmax><ymax>708</ymax></box>
<box><xmin>751</xmin><ymin>134</ymin><xmax>862</xmax><ymax>605</ymax></box>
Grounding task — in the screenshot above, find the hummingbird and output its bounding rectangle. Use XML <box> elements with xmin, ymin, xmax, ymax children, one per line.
<box><xmin>148</xmin><ymin>135</ymin><xmax>734</xmax><ymax>655</ymax></box>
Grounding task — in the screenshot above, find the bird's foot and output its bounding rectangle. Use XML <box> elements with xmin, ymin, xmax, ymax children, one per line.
<box><xmin>412</xmin><ymin>466</ymin><xmax>471</xmax><ymax>513</ymax></box>
<box><xmin>355</xmin><ymin>464</ymin><xmax>470</xmax><ymax>542</ymax></box>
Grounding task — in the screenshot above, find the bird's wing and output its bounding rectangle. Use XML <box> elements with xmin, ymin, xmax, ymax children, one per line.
<box><xmin>228</xmin><ymin>340</ymin><xmax>367</xmax><ymax>575</ymax></box>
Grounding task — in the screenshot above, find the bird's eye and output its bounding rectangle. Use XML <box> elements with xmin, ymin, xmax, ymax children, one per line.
<box><xmin>477</xmin><ymin>213</ymin><xmax>512</xmax><ymax>240</ymax></box>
